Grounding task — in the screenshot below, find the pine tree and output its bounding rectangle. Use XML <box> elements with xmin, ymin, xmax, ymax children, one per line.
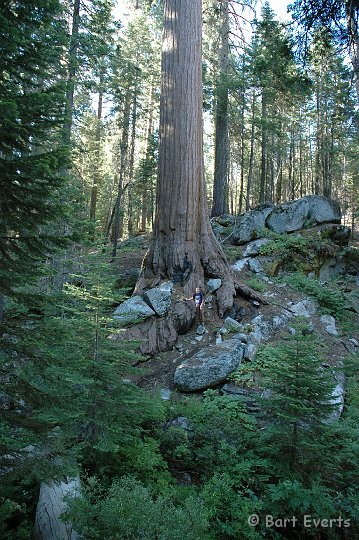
<box><xmin>0</xmin><ymin>249</ymin><xmax>166</xmax><ymax>536</ymax></box>
<box><xmin>0</xmin><ymin>0</ymin><xmax>68</xmax><ymax>310</ymax></box>
<box><xmin>258</xmin><ymin>322</ymin><xmax>338</xmax><ymax>479</ymax></box>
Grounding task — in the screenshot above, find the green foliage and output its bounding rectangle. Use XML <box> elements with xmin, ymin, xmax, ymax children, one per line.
<box><xmin>0</xmin><ymin>249</ymin><xmax>168</xmax><ymax>536</ymax></box>
<box><xmin>158</xmin><ymin>391</ymin><xmax>258</xmax><ymax>481</ymax></box>
<box><xmin>262</xmin><ymin>479</ymin><xmax>340</xmax><ymax>538</ymax></box>
<box><xmin>0</xmin><ymin>0</ymin><xmax>69</xmax><ymax>297</ymax></box>
<box><xmin>245</xmin><ymin>277</ymin><xmax>267</xmax><ymax>293</ymax></box>
<box><xmin>259</xmin><ymin>230</ymin><xmax>339</xmax><ymax>271</ymax></box>
<box><xmin>228</xmin><ymin>345</ymin><xmax>277</xmax><ymax>388</ymax></box>
<box><xmin>201</xmin><ymin>471</ymin><xmax>264</xmax><ymax>539</ymax></box>
<box><xmin>337</xmin><ymin>354</ymin><xmax>359</xmax><ymax>487</ymax></box>
<box><xmin>258</xmin><ymin>322</ymin><xmax>338</xmax><ymax>479</ymax></box>
<box><xmin>66</xmin><ymin>476</ymin><xmax>212</xmax><ymax>540</ymax></box>
<box><xmin>284</xmin><ymin>272</ymin><xmax>351</xmax><ymax>320</ymax></box>
<box><xmin>222</xmin><ymin>245</ymin><xmax>243</xmax><ymax>262</ymax></box>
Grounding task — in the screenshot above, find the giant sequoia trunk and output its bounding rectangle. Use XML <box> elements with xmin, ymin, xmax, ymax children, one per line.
<box><xmin>135</xmin><ymin>0</ymin><xmax>235</xmax><ymax>316</ymax></box>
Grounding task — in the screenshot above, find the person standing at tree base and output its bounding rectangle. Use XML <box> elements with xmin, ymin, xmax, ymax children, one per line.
<box><xmin>185</xmin><ymin>287</ymin><xmax>205</xmax><ymax>323</ymax></box>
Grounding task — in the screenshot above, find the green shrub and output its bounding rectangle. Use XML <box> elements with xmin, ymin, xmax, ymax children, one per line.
<box><xmin>67</xmin><ymin>476</ymin><xmax>212</xmax><ymax>540</ymax></box>
<box><xmin>258</xmin><ymin>230</ymin><xmax>339</xmax><ymax>274</ymax></box>
<box><xmin>284</xmin><ymin>272</ymin><xmax>351</xmax><ymax>320</ymax></box>
<box><xmin>228</xmin><ymin>345</ymin><xmax>278</xmax><ymax>388</ymax></box>
<box><xmin>245</xmin><ymin>277</ymin><xmax>267</xmax><ymax>293</ymax></box>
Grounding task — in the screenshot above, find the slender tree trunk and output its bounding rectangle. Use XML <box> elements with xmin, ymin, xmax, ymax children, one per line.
<box><xmin>246</xmin><ymin>89</ymin><xmax>256</xmax><ymax>211</ymax></box>
<box><xmin>268</xmin><ymin>132</ymin><xmax>275</xmax><ymax>203</ymax></box>
<box><xmin>259</xmin><ymin>92</ymin><xmax>267</xmax><ymax>204</ymax></box>
<box><xmin>112</xmin><ymin>93</ymin><xmax>131</xmax><ymax>257</ymax></box>
<box><xmin>90</xmin><ymin>85</ymin><xmax>103</xmax><ymax>223</ymax></box>
<box><xmin>315</xmin><ymin>79</ymin><xmax>321</xmax><ymax>195</ymax></box>
<box><xmin>238</xmin><ymin>70</ymin><xmax>245</xmax><ymax>213</ymax></box>
<box><xmin>211</xmin><ymin>0</ymin><xmax>229</xmax><ymax>217</ymax></box>
<box><xmin>135</xmin><ymin>0</ymin><xmax>236</xmax><ymax>316</ymax></box>
<box><xmin>63</xmin><ymin>0</ymin><xmax>80</xmax><ymax>146</ymax></box>
<box><xmin>289</xmin><ymin>122</ymin><xmax>295</xmax><ymax>200</ymax></box>
<box><xmin>127</xmin><ymin>94</ymin><xmax>138</xmax><ymax>235</ymax></box>
<box><xmin>140</xmin><ymin>84</ymin><xmax>155</xmax><ymax>232</ymax></box>
<box><xmin>276</xmin><ymin>163</ymin><xmax>283</xmax><ymax>204</ymax></box>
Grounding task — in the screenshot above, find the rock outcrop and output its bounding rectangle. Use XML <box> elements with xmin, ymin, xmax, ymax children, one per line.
<box><xmin>266</xmin><ymin>198</ymin><xmax>310</xmax><ymax>233</ymax></box>
<box><xmin>174</xmin><ymin>339</ymin><xmax>245</xmax><ymax>391</ymax></box>
<box><xmin>143</xmin><ymin>282</ymin><xmax>173</xmax><ymax>316</ymax></box>
<box><xmin>231</xmin><ymin>205</ymin><xmax>274</xmax><ymax>245</ymax></box>
<box><xmin>113</xmin><ymin>295</ymin><xmax>155</xmax><ymax>324</ymax></box>
<box><xmin>229</xmin><ymin>195</ymin><xmax>342</xmax><ymax>246</ymax></box>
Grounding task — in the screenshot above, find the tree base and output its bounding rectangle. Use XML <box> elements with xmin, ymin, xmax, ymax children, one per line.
<box><xmin>134</xmin><ymin>230</ymin><xmax>268</xmax><ymax>317</ymax></box>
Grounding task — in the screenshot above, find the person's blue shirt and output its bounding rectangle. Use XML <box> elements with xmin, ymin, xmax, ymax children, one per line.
<box><xmin>193</xmin><ymin>292</ymin><xmax>203</xmax><ymax>306</ymax></box>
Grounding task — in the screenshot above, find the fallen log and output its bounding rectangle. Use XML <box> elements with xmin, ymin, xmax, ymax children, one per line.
<box><xmin>33</xmin><ymin>477</ymin><xmax>80</xmax><ymax>540</ymax></box>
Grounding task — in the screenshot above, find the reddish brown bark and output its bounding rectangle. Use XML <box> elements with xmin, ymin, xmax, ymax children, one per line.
<box><xmin>135</xmin><ymin>0</ymin><xmax>235</xmax><ymax>316</ymax></box>
<box><xmin>211</xmin><ymin>0</ymin><xmax>230</xmax><ymax>217</ymax></box>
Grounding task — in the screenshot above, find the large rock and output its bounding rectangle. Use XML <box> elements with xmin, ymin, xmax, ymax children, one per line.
<box><xmin>174</xmin><ymin>340</ymin><xmax>245</xmax><ymax>391</ymax></box>
<box><xmin>232</xmin><ymin>258</ymin><xmax>250</xmax><ymax>272</ymax></box>
<box><xmin>266</xmin><ymin>196</ymin><xmax>341</xmax><ymax>234</ymax></box>
<box><xmin>211</xmin><ymin>222</ymin><xmax>227</xmax><ymax>239</ymax></box>
<box><xmin>320</xmin><ymin>314</ymin><xmax>338</xmax><ymax>336</ymax></box>
<box><xmin>288</xmin><ymin>299</ymin><xmax>316</xmax><ymax>318</ymax></box>
<box><xmin>328</xmin><ymin>377</ymin><xmax>345</xmax><ymax>422</ymax></box>
<box><xmin>224</xmin><ymin>317</ymin><xmax>243</xmax><ymax>332</ymax></box>
<box><xmin>143</xmin><ymin>282</ymin><xmax>173</xmax><ymax>316</ymax></box>
<box><xmin>231</xmin><ymin>206</ymin><xmax>274</xmax><ymax>245</ymax></box>
<box><xmin>306</xmin><ymin>195</ymin><xmax>341</xmax><ymax>224</ymax></box>
<box><xmin>243</xmin><ymin>238</ymin><xmax>270</xmax><ymax>257</ymax></box>
<box><xmin>346</xmin><ymin>290</ymin><xmax>359</xmax><ymax>314</ymax></box>
<box><xmin>266</xmin><ymin>198</ymin><xmax>310</xmax><ymax>233</ymax></box>
<box><xmin>251</xmin><ymin>315</ymin><xmax>272</xmax><ymax>341</ymax></box>
<box><xmin>113</xmin><ymin>296</ymin><xmax>155</xmax><ymax>324</ymax></box>
<box><xmin>207</xmin><ymin>278</ymin><xmax>221</xmax><ymax>293</ymax></box>
<box><xmin>319</xmin><ymin>257</ymin><xmax>345</xmax><ymax>281</ymax></box>
<box><xmin>213</xmin><ymin>214</ymin><xmax>236</xmax><ymax>227</ymax></box>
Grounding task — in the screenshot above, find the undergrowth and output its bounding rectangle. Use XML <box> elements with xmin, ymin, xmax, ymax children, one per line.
<box><xmin>283</xmin><ymin>272</ymin><xmax>352</xmax><ymax>321</ymax></box>
<box><xmin>228</xmin><ymin>345</ymin><xmax>278</xmax><ymax>389</ymax></box>
<box><xmin>258</xmin><ymin>230</ymin><xmax>339</xmax><ymax>271</ymax></box>
<box><xmin>245</xmin><ymin>277</ymin><xmax>267</xmax><ymax>293</ymax></box>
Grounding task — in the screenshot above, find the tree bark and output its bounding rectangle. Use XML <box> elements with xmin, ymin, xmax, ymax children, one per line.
<box><xmin>211</xmin><ymin>0</ymin><xmax>229</xmax><ymax>217</ymax></box>
<box><xmin>141</xmin><ymin>83</ymin><xmax>155</xmax><ymax>232</ymax></box>
<box><xmin>259</xmin><ymin>92</ymin><xmax>267</xmax><ymax>204</ymax></box>
<box><xmin>289</xmin><ymin>120</ymin><xmax>295</xmax><ymax>200</ymax></box>
<box><xmin>127</xmin><ymin>90</ymin><xmax>138</xmax><ymax>235</ymax></box>
<box><xmin>89</xmin><ymin>86</ymin><xmax>103</xmax><ymax>223</ymax></box>
<box><xmin>135</xmin><ymin>0</ymin><xmax>235</xmax><ymax>316</ymax></box>
<box><xmin>246</xmin><ymin>89</ymin><xmax>256</xmax><ymax>211</ymax></box>
<box><xmin>238</xmin><ymin>60</ymin><xmax>246</xmax><ymax>213</ymax></box>
<box><xmin>112</xmin><ymin>93</ymin><xmax>131</xmax><ymax>257</ymax></box>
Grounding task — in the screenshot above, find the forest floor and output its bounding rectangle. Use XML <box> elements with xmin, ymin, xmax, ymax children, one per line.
<box><xmin>111</xmin><ymin>234</ymin><xmax>358</xmax><ymax>398</ymax></box>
